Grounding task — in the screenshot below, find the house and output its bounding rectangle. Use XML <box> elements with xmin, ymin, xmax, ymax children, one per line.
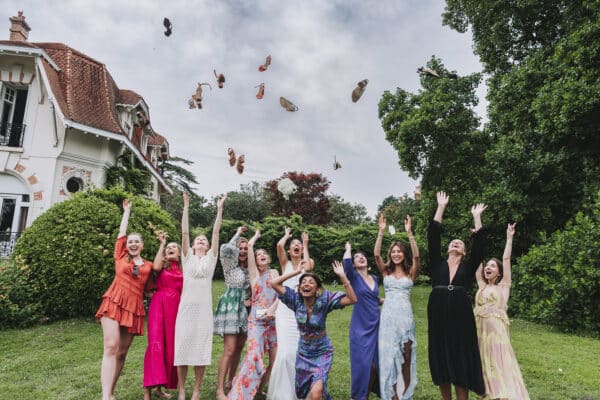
<box><xmin>0</xmin><ymin>12</ymin><xmax>172</xmax><ymax>256</ymax></box>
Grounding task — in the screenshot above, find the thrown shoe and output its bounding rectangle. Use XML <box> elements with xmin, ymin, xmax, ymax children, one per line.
<box><xmin>258</xmin><ymin>55</ymin><xmax>272</xmax><ymax>72</ymax></box>
<box><xmin>236</xmin><ymin>154</ymin><xmax>245</xmax><ymax>174</ymax></box>
<box><xmin>255</xmin><ymin>83</ymin><xmax>265</xmax><ymax>99</ymax></box>
<box><xmin>228</xmin><ymin>148</ymin><xmax>236</xmax><ymax>167</ymax></box>
<box><xmin>214</xmin><ymin>69</ymin><xmax>225</xmax><ymax>88</ymax></box>
<box><xmin>351</xmin><ymin>79</ymin><xmax>368</xmax><ymax>103</ymax></box>
<box><xmin>163</xmin><ymin>18</ymin><xmax>172</xmax><ymax>37</ymax></box>
<box><xmin>279</xmin><ymin>96</ymin><xmax>298</xmax><ymax>112</ymax></box>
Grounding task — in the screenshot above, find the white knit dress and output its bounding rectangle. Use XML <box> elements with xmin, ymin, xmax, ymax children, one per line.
<box><xmin>267</xmin><ymin>261</ymin><xmax>301</xmax><ymax>400</ymax></box>
<box><xmin>174</xmin><ymin>249</ymin><xmax>217</xmax><ymax>366</ymax></box>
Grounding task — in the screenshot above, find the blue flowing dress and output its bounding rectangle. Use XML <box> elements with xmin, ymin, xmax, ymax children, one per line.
<box><xmin>279</xmin><ymin>287</ymin><xmax>346</xmax><ymax>400</ymax></box>
<box><xmin>379</xmin><ymin>276</ymin><xmax>417</xmax><ymax>399</ymax></box>
<box><xmin>343</xmin><ymin>258</ymin><xmax>380</xmax><ymax>400</ymax></box>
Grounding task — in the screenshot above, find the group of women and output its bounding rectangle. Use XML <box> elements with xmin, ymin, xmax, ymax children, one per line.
<box><xmin>95</xmin><ymin>191</ymin><xmax>529</xmax><ymax>400</ymax></box>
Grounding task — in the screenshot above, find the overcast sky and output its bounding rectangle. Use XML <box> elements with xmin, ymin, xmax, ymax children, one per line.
<box><xmin>2</xmin><ymin>0</ymin><xmax>485</xmax><ymax>216</ymax></box>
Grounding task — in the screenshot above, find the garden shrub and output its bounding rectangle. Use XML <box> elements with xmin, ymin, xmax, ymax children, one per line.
<box><xmin>196</xmin><ymin>214</ymin><xmax>422</xmax><ymax>283</ymax></box>
<box><xmin>3</xmin><ymin>187</ymin><xmax>178</xmax><ymax>329</ymax></box>
<box><xmin>511</xmin><ymin>193</ymin><xmax>600</xmax><ymax>335</ymax></box>
<box><xmin>0</xmin><ymin>259</ymin><xmax>43</xmax><ymax>328</ymax></box>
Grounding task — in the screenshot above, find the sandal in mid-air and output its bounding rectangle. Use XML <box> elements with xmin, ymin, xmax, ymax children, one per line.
<box><xmin>351</xmin><ymin>79</ymin><xmax>368</xmax><ymax>103</ymax></box>
<box><xmin>258</xmin><ymin>55</ymin><xmax>272</xmax><ymax>72</ymax></box>
<box><xmin>255</xmin><ymin>83</ymin><xmax>265</xmax><ymax>99</ymax></box>
<box><xmin>279</xmin><ymin>96</ymin><xmax>298</xmax><ymax>112</ymax></box>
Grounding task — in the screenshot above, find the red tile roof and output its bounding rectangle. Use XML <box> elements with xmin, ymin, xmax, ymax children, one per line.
<box><xmin>0</xmin><ymin>41</ymin><xmax>150</xmax><ymax>136</ymax></box>
<box><xmin>118</xmin><ymin>89</ymin><xmax>143</xmax><ymax>106</ymax></box>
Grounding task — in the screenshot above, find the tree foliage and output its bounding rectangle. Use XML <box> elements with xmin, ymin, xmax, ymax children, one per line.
<box><xmin>105</xmin><ymin>148</ymin><xmax>152</xmax><ymax>196</ymax></box>
<box><xmin>328</xmin><ymin>194</ymin><xmax>370</xmax><ymax>226</ymax></box>
<box><xmin>265</xmin><ymin>172</ymin><xmax>331</xmax><ymax>225</ymax></box>
<box><xmin>2</xmin><ymin>187</ymin><xmax>178</xmax><ymax>328</ymax></box>
<box><xmin>510</xmin><ymin>191</ymin><xmax>600</xmax><ymax>335</ymax></box>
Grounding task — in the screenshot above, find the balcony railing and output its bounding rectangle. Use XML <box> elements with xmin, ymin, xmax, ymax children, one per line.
<box><xmin>0</xmin><ymin>122</ymin><xmax>26</xmax><ymax>147</ymax></box>
<box><xmin>0</xmin><ymin>232</ymin><xmax>21</xmax><ymax>257</ymax></box>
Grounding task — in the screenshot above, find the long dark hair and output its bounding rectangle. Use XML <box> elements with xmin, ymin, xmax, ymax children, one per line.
<box><xmin>385</xmin><ymin>241</ymin><xmax>411</xmax><ymax>275</ymax></box>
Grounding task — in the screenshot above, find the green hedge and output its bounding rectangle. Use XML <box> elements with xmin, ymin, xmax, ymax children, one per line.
<box><xmin>1</xmin><ymin>187</ymin><xmax>178</xmax><ymax>329</ymax></box>
<box><xmin>511</xmin><ymin>193</ymin><xmax>600</xmax><ymax>335</ymax></box>
<box><xmin>199</xmin><ymin>215</ymin><xmax>425</xmax><ymax>283</ymax></box>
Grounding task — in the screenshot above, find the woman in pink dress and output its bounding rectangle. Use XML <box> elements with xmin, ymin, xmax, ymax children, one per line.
<box><xmin>143</xmin><ymin>227</ymin><xmax>184</xmax><ymax>400</ymax></box>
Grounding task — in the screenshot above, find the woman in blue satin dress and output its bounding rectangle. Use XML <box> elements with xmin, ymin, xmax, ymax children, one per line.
<box><xmin>342</xmin><ymin>242</ymin><xmax>381</xmax><ymax>399</ymax></box>
<box><xmin>374</xmin><ymin>214</ymin><xmax>420</xmax><ymax>400</ymax></box>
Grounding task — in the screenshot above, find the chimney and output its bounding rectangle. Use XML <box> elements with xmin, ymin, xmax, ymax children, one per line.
<box><xmin>9</xmin><ymin>11</ymin><xmax>30</xmax><ymax>42</ymax></box>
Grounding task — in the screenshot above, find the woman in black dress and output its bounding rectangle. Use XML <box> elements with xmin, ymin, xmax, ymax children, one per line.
<box><xmin>427</xmin><ymin>191</ymin><xmax>487</xmax><ymax>400</ymax></box>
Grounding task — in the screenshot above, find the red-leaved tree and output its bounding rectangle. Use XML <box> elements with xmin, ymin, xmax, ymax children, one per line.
<box><xmin>265</xmin><ymin>171</ymin><xmax>331</xmax><ymax>225</ymax></box>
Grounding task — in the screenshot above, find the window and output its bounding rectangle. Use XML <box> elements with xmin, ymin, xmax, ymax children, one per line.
<box><xmin>0</xmin><ymin>83</ymin><xmax>28</xmax><ymax>147</ymax></box>
<box><xmin>66</xmin><ymin>177</ymin><xmax>84</xmax><ymax>193</ymax></box>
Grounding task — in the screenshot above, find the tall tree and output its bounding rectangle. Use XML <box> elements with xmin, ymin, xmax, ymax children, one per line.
<box><xmin>223</xmin><ymin>181</ymin><xmax>272</xmax><ymax>222</ymax></box>
<box><xmin>328</xmin><ymin>194</ymin><xmax>370</xmax><ymax>226</ymax></box>
<box><xmin>265</xmin><ymin>172</ymin><xmax>331</xmax><ymax>225</ymax></box>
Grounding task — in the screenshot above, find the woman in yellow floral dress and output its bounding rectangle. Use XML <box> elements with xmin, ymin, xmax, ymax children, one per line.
<box><xmin>474</xmin><ymin>223</ymin><xmax>529</xmax><ymax>400</ymax></box>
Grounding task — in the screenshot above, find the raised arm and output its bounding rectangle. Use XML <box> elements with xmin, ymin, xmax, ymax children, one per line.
<box><xmin>475</xmin><ymin>263</ymin><xmax>485</xmax><ymax>289</ymax></box>
<box><xmin>301</xmin><ymin>231</ymin><xmax>314</xmax><ymax>272</ymax></box>
<box><xmin>433</xmin><ymin>191</ymin><xmax>448</xmax><ymax>223</ymax></box>
<box><xmin>220</xmin><ymin>226</ymin><xmax>246</xmax><ymax>271</ymax></box>
<box><xmin>152</xmin><ymin>231</ymin><xmax>167</xmax><ymax>272</ymax></box>
<box><xmin>332</xmin><ymin>260</ymin><xmax>357</xmax><ymax>305</ymax></box>
<box><xmin>181</xmin><ymin>192</ymin><xmax>190</xmax><ymax>257</ymax></box>
<box><xmin>471</xmin><ymin>203</ymin><xmax>488</xmax><ymax>231</ymax></box>
<box><xmin>118</xmin><ymin>199</ymin><xmax>131</xmax><ymax>238</ymax></box>
<box><xmin>276</xmin><ymin>226</ymin><xmax>292</xmax><ymax>268</ymax></box>
<box><xmin>466</xmin><ymin>203</ymin><xmax>488</xmax><ymax>272</ymax></box>
<box><xmin>270</xmin><ymin>265</ymin><xmax>303</xmax><ymax>296</ymax></box>
<box><xmin>210</xmin><ymin>194</ymin><xmax>227</xmax><ymax>257</ymax></box>
<box><xmin>405</xmin><ymin>215</ymin><xmax>420</xmax><ymax>281</ymax></box>
<box><xmin>374</xmin><ymin>213</ymin><xmax>387</xmax><ymax>275</ymax></box>
<box><xmin>247</xmin><ymin>229</ymin><xmax>261</xmax><ymax>286</ymax></box>
<box><xmin>503</xmin><ymin>223</ymin><xmax>515</xmax><ymax>284</ymax></box>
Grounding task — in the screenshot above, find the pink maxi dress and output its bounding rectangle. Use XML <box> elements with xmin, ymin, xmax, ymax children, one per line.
<box><xmin>143</xmin><ymin>262</ymin><xmax>183</xmax><ymax>389</ymax></box>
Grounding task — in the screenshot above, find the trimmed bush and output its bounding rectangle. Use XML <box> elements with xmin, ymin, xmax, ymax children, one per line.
<box><xmin>2</xmin><ymin>187</ymin><xmax>178</xmax><ymax>329</ymax></box>
<box><xmin>199</xmin><ymin>215</ymin><xmax>423</xmax><ymax>283</ymax></box>
<box><xmin>511</xmin><ymin>193</ymin><xmax>600</xmax><ymax>335</ymax></box>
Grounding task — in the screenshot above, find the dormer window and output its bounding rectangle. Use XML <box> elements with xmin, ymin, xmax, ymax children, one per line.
<box><xmin>0</xmin><ymin>82</ymin><xmax>28</xmax><ymax>147</ymax></box>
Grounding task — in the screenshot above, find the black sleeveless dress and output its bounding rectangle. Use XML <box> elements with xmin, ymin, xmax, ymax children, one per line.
<box><xmin>427</xmin><ymin>220</ymin><xmax>486</xmax><ymax>395</ymax></box>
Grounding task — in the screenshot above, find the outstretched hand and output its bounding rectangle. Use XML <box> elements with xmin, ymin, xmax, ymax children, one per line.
<box><xmin>250</xmin><ymin>229</ymin><xmax>261</xmax><ymax>243</ymax></box>
<box><xmin>331</xmin><ymin>260</ymin><xmax>347</xmax><ymax>279</ymax></box>
<box><xmin>158</xmin><ymin>231</ymin><xmax>167</xmax><ymax>244</ymax></box>
<box><xmin>345</xmin><ymin>242</ymin><xmax>351</xmax><ymax>252</ymax></box>
<box><xmin>301</xmin><ymin>231</ymin><xmax>309</xmax><ymax>243</ymax></box>
<box><xmin>378</xmin><ymin>213</ymin><xmax>387</xmax><ymax>232</ymax></box>
<box><xmin>436</xmin><ymin>191</ymin><xmax>449</xmax><ymax>207</ymax></box>
<box><xmin>122</xmin><ymin>198</ymin><xmax>131</xmax><ymax>211</ymax></box>
<box><xmin>216</xmin><ymin>194</ymin><xmax>228</xmax><ymax>209</ymax></box>
<box><xmin>404</xmin><ymin>215</ymin><xmax>412</xmax><ymax>234</ymax></box>
<box><xmin>507</xmin><ymin>223</ymin><xmax>516</xmax><ymax>238</ymax></box>
<box><xmin>237</xmin><ymin>226</ymin><xmax>248</xmax><ymax>236</ymax></box>
<box><xmin>471</xmin><ymin>203</ymin><xmax>488</xmax><ymax>217</ymax></box>
<box><xmin>284</xmin><ymin>226</ymin><xmax>291</xmax><ymax>238</ymax></box>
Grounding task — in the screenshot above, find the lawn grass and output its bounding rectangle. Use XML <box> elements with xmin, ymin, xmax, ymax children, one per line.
<box><xmin>0</xmin><ymin>281</ymin><xmax>599</xmax><ymax>399</ymax></box>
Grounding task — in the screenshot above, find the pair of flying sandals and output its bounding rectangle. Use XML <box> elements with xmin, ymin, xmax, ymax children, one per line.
<box><xmin>228</xmin><ymin>148</ymin><xmax>245</xmax><ymax>174</ymax></box>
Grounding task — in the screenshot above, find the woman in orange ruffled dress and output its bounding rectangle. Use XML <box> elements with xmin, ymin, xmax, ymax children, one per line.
<box><xmin>96</xmin><ymin>199</ymin><xmax>154</xmax><ymax>400</ymax></box>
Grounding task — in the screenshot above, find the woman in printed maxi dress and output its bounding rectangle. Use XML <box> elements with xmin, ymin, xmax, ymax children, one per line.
<box><xmin>271</xmin><ymin>261</ymin><xmax>357</xmax><ymax>400</ymax></box>
<box><xmin>227</xmin><ymin>229</ymin><xmax>279</xmax><ymax>399</ymax></box>
<box><xmin>342</xmin><ymin>242</ymin><xmax>381</xmax><ymax>400</ymax></box>
<box><xmin>215</xmin><ymin>226</ymin><xmax>251</xmax><ymax>400</ymax></box>
<box><xmin>267</xmin><ymin>227</ymin><xmax>313</xmax><ymax>400</ymax></box>
<box><xmin>474</xmin><ymin>223</ymin><xmax>529</xmax><ymax>400</ymax></box>
<box><xmin>374</xmin><ymin>215</ymin><xmax>420</xmax><ymax>400</ymax></box>
<box><xmin>143</xmin><ymin>229</ymin><xmax>183</xmax><ymax>400</ymax></box>
<box><xmin>428</xmin><ymin>192</ymin><xmax>487</xmax><ymax>400</ymax></box>
<box><xmin>174</xmin><ymin>194</ymin><xmax>226</xmax><ymax>400</ymax></box>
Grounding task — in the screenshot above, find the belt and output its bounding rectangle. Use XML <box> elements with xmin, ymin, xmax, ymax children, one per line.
<box><xmin>433</xmin><ymin>285</ymin><xmax>464</xmax><ymax>291</ymax></box>
<box><xmin>301</xmin><ymin>331</ymin><xmax>327</xmax><ymax>340</ymax></box>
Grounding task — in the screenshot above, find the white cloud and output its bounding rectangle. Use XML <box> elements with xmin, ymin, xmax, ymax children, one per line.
<box><xmin>2</xmin><ymin>0</ymin><xmax>486</xmax><ymax>215</ymax></box>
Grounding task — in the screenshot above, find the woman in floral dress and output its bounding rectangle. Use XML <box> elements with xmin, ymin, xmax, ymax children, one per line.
<box><xmin>271</xmin><ymin>260</ymin><xmax>357</xmax><ymax>400</ymax></box>
<box><xmin>474</xmin><ymin>223</ymin><xmax>529</xmax><ymax>400</ymax></box>
<box><xmin>374</xmin><ymin>215</ymin><xmax>420</xmax><ymax>400</ymax></box>
<box><xmin>215</xmin><ymin>226</ymin><xmax>250</xmax><ymax>400</ymax></box>
<box><xmin>227</xmin><ymin>230</ymin><xmax>279</xmax><ymax>399</ymax></box>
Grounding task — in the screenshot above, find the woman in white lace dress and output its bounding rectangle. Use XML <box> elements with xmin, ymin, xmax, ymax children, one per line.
<box><xmin>174</xmin><ymin>194</ymin><xmax>226</xmax><ymax>400</ymax></box>
<box><xmin>267</xmin><ymin>227</ymin><xmax>313</xmax><ymax>400</ymax></box>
